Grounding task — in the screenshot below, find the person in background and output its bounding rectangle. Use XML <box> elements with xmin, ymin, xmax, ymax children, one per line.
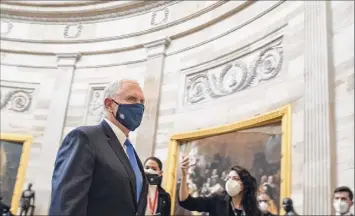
<box><xmin>267</xmin><ymin>176</ymin><xmax>276</xmax><ymax>188</ymax></box>
<box><xmin>0</xmin><ymin>196</ymin><xmax>12</xmax><ymax>216</ymax></box>
<box><xmin>257</xmin><ymin>192</ymin><xmax>276</xmax><ymax>216</ymax></box>
<box><xmin>207</xmin><ymin>177</ymin><xmax>223</xmax><ymax>196</ymax></box>
<box><xmin>260</xmin><ymin>184</ymin><xmax>278</xmax><ymax>215</ymax></box>
<box><xmin>260</xmin><ymin>175</ymin><xmax>268</xmax><ymax>185</ymax></box>
<box><xmin>282</xmin><ymin>198</ymin><xmax>298</xmax><ymax>216</ymax></box>
<box><xmin>144</xmin><ymin>157</ymin><xmax>171</xmax><ymax>216</ymax></box>
<box><xmin>49</xmin><ymin>80</ymin><xmax>148</xmax><ymax>216</ymax></box>
<box><xmin>179</xmin><ymin>154</ymin><xmax>261</xmax><ymax>216</ymax></box>
<box><xmin>259</xmin><ymin>175</ymin><xmax>268</xmax><ymax>191</ymax></box>
<box><xmin>333</xmin><ymin>186</ymin><xmax>354</xmax><ymax>216</ymax></box>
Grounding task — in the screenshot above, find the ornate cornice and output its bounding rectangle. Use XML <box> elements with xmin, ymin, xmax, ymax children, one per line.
<box><xmin>2</xmin><ymin>1</ymin><xmax>101</xmax><ymax>7</ymax></box>
<box><xmin>0</xmin><ymin>1</ymin><xmax>230</xmax><ymax>44</ymax></box>
<box><xmin>0</xmin><ymin>1</ymin><xmax>176</xmax><ymax>23</ymax></box>
<box><xmin>0</xmin><ymin>1</ymin><xmax>284</xmax><ymax>57</ymax></box>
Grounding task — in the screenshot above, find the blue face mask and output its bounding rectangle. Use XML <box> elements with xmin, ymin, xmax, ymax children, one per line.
<box><xmin>112</xmin><ymin>100</ymin><xmax>144</xmax><ymax>131</ymax></box>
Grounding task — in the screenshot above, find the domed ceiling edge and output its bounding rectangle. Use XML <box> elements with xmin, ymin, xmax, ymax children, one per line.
<box><xmin>1</xmin><ymin>1</ymin><xmax>102</xmax><ymax>7</ymax></box>
<box><xmin>0</xmin><ymin>1</ymin><xmax>176</xmax><ymax>23</ymax></box>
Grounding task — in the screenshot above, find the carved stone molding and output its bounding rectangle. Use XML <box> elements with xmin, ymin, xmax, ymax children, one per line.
<box><xmin>144</xmin><ymin>37</ymin><xmax>171</xmax><ymax>58</ymax></box>
<box><xmin>64</xmin><ymin>24</ymin><xmax>83</xmax><ymax>39</ymax></box>
<box><xmin>0</xmin><ymin>1</ymin><xmax>175</xmax><ymax>23</ymax></box>
<box><xmin>0</xmin><ymin>86</ymin><xmax>35</xmax><ymax>113</ymax></box>
<box><xmin>56</xmin><ymin>53</ymin><xmax>81</xmax><ymax>67</ymax></box>
<box><xmin>151</xmin><ymin>7</ymin><xmax>169</xmax><ymax>26</ymax></box>
<box><xmin>84</xmin><ymin>84</ymin><xmax>108</xmax><ymax>125</ymax></box>
<box><xmin>0</xmin><ymin>21</ymin><xmax>13</xmax><ymax>35</ymax></box>
<box><xmin>184</xmin><ymin>39</ymin><xmax>283</xmax><ymax>105</ymax></box>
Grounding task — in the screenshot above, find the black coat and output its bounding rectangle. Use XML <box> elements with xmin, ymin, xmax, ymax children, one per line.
<box><xmin>49</xmin><ymin>121</ymin><xmax>148</xmax><ymax>216</ymax></box>
<box><xmin>179</xmin><ymin>192</ymin><xmax>262</xmax><ymax>216</ymax></box>
<box><xmin>262</xmin><ymin>212</ymin><xmax>276</xmax><ymax>216</ymax></box>
<box><xmin>156</xmin><ymin>186</ymin><xmax>171</xmax><ymax>216</ymax></box>
<box><xmin>0</xmin><ymin>201</ymin><xmax>12</xmax><ymax>216</ymax></box>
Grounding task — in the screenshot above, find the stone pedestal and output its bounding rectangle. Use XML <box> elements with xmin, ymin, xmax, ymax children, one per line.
<box><xmin>135</xmin><ymin>38</ymin><xmax>170</xmax><ymax>160</ymax></box>
<box><xmin>303</xmin><ymin>2</ymin><xmax>335</xmax><ymax>215</ymax></box>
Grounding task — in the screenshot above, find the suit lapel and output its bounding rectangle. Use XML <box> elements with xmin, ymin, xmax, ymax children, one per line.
<box><xmin>100</xmin><ymin>120</ymin><xmax>137</xmax><ymax>208</ymax></box>
<box><xmin>134</xmin><ymin>150</ymin><xmax>148</xmax><ymax>213</ymax></box>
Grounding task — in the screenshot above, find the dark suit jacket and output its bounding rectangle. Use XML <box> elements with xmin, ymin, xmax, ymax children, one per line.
<box><xmin>49</xmin><ymin>120</ymin><xmax>148</xmax><ymax>216</ymax></box>
<box><xmin>156</xmin><ymin>186</ymin><xmax>171</xmax><ymax>216</ymax></box>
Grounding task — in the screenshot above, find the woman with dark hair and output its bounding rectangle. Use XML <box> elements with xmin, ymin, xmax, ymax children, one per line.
<box><xmin>143</xmin><ymin>156</ymin><xmax>171</xmax><ymax>216</ymax></box>
<box><xmin>260</xmin><ymin>183</ymin><xmax>278</xmax><ymax>215</ymax></box>
<box><xmin>179</xmin><ymin>154</ymin><xmax>261</xmax><ymax>216</ymax></box>
<box><xmin>257</xmin><ymin>192</ymin><xmax>277</xmax><ymax>216</ymax></box>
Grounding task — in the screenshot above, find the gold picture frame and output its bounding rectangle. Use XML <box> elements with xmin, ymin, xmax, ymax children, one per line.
<box><xmin>163</xmin><ymin>105</ymin><xmax>292</xmax><ymax>215</ymax></box>
<box><xmin>0</xmin><ymin>133</ymin><xmax>32</xmax><ymax>214</ymax></box>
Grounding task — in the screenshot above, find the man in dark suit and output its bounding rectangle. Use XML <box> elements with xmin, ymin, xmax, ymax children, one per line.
<box><xmin>49</xmin><ymin>79</ymin><xmax>148</xmax><ymax>216</ymax></box>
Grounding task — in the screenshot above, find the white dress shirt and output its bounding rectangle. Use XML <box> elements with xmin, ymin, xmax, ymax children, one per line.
<box><xmin>145</xmin><ymin>185</ymin><xmax>159</xmax><ymax>215</ymax></box>
<box><xmin>104</xmin><ymin>118</ymin><xmax>128</xmax><ymax>156</ymax></box>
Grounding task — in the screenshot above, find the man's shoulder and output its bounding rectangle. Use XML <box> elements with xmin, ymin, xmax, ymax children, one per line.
<box><xmin>66</xmin><ymin>124</ymin><xmax>103</xmax><ymax>139</ymax></box>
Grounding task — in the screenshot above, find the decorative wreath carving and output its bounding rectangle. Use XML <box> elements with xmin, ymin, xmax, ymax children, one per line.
<box><xmin>185</xmin><ymin>41</ymin><xmax>284</xmax><ymax>105</ymax></box>
<box><xmin>64</xmin><ymin>24</ymin><xmax>83</xmax><ymax>39</ymax></box>
<box><xmin>151</xmin><ymin>7</ymin><xmax>169</xmax><ymax>26</ymax></box>
<box><xmin>0</xmin><ymin>89</ymin><xmax>33</xmax><ymax>112</ymax></box>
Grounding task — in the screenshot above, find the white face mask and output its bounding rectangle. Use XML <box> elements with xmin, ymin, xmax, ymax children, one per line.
<box><xmin>333</xmin><ymin>200</ymin><xmax>350</xmax><ymax>214</ymax></box>
<box><xmin>144</xmin><ymin>168</ymin><xmax>159</xmax><ymax>175</ymax></box>
<box><xmin>258</xmin><ymin>202</ymin><xmax>269</xmax><ymax>213</ymax></box>
<box><xmin>225</xmin><ymin>179</ymin><xmax>241</xmax><ymax>197</ymax></box>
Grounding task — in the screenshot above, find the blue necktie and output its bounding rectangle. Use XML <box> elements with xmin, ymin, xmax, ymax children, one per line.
<box><xmin>124</xmin><ymin>139</ymin><xmax>143</xmax><ymax>203</ymax></box>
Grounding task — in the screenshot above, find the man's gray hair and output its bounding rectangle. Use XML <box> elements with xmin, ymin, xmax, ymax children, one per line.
<box><xmin>102</xmin><ymin>79</ymin><xmax>139</xmax><ymax>117</ymax></box>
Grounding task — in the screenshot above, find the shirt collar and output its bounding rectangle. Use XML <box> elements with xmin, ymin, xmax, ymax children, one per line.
<box><xmin>104</xmin><ymin>118</ymin><xmax>127</xmax><ymax>145</ymax></box>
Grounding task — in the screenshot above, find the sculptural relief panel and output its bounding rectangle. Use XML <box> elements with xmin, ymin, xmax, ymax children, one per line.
<box><xmin>184</xmin><ymin>39</ymin><xmax>283</xmax><ymax>105</ymax></box>
<box><xmin>83</xmin><ymin>84</ymin><xmax>106</xmax><ymax>126</ymax></box>
<box><xmin>0</xmin><ymin>84</ymin><xmax>37</xmax><ymax>113</ymax></box>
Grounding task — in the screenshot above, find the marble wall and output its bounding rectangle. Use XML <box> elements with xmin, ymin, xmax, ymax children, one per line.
<box><xmin>0</xmin><ymin>1</ymin><xmax>353</xmax><ymax>214</ymax></box>
<box><xmin>332</xmin><ymin>0</ymin><xmax>354</xmax><ymax>201</ymax></box>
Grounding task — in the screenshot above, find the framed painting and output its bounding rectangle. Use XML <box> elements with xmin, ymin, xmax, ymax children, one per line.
<box><xmin>163</xmin><ymin>105</ymin><xmax>292</xmax><ymax>215</ymax></box>
<box><xmin>0</xmin><ymin>133</ymin><xmax>32</xmax><ymax>214</ymax></box>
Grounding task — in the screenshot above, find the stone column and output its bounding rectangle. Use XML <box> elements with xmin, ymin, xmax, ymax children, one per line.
<box><xmin>135</xmin><ymin>38</ymin><xmax>170</xmax><ymax>160</ymax></box>
<box><xmin>303</xmin><ymin>2</ymin><xmax>335</xmax><ymax>215</ymax></box>
<box><xmin>43</xmin><ymin>53</ymin><xmax>80</xmax><ymax>156</ymax></box>
<box><xmin>42</xmin><ymin>53</ymin><xmax>80</xmax><ymax>211</ymax></box>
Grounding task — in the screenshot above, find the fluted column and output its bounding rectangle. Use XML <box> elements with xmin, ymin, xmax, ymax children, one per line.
<box><xmin>135</xmin><ymin>38</ymin><xmax>170</xmax><ymax>160</ymax></box>
<box><xmin>303</xmin><ymin>2</ymin><xmax>335</xmax><ymax>215</ymax></box>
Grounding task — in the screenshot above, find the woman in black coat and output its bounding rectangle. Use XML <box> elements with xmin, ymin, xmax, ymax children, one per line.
<box><xmin>144</xmin><ymin>157</ymin><xmax>171</xmax><ymax>216</ymax></box>
<box><xmin>179</xmin><ymin>154</ymin><xmax>262</xmax><ymax>216</ymax></box>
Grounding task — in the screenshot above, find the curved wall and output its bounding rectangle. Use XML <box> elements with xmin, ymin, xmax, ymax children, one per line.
<box><xmin>0</xmin><ymin>1</ymin><xmax>354</xmax><ymax>214</ymax></box>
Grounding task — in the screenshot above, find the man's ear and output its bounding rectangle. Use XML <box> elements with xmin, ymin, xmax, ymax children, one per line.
<box><xmin>159</xmin><ymin>170</ymin><xmax>163</xmax><ymax>176</ymax></box>
<box><xmin>104</xmin><ymin>98</ymin><xmax>112</xmax><ymax>111</ymax></box>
